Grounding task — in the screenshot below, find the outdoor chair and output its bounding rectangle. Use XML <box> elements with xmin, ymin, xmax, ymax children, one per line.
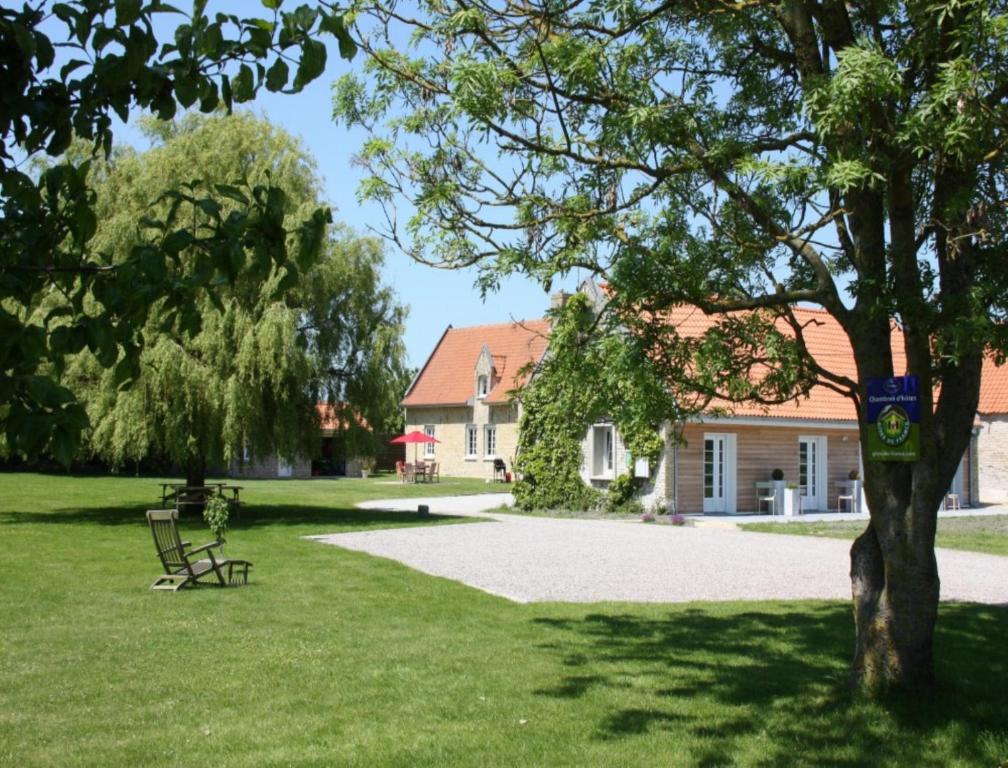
<box><xmin>493</xmin><ymin>458</ymin><xmax>507</xmax><ymax>482</ymax></box>
<box><xmin>146</xmin><ymin>509</ymin><xmax>251</xmax><ymax>591</ymax></box>
<box><xmin>426</xmin><ymin>461</ymin><xmax>439</xmax><ymax>483</ymax></box>
<box><xmin>395</xmin><ymin>460</ymin><xmax>406</xmax><ymax>482</ymax></box>
<box><xmin>414</xmin><ymin>460</ymin><xmax>427</xmax><ymax>482</ymax></box>
<box><xmin>757</xmin><ymin>492</ymin><xmax>776</xmax><ymax>515</ymax></box>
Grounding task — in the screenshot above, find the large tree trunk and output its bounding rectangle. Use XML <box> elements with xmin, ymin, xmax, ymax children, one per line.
<box><xmin>183</xmin><ymin>455</ymin><xmax>207</xmax><ymax>515</ymax></box>
<box><xmin>850</xmin><ymin>512</ymin><xmax>940</xmax><ymax>692</ymax></box>
<box><xmin>185</xmin><ymin>455</ymin><xmax>206</xmax><ymax>488</ymax></box>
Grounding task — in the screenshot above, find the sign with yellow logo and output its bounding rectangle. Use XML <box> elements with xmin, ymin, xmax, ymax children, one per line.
<box><xmin>866</xmin><ymin>376</ymin><xmax>919</xmax><ymax>461</ymax></box>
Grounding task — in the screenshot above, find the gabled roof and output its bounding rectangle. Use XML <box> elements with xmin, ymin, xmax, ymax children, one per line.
<box><xmin>662</xmin><ymin>305</ymin><xmax>874</xmax><ymax>422</ymax></box>
<box><xmin>659</xmin><ymin>304</ymin><xmax>1008</xmax><ymax>421</ymax></box>
<box><xmin>403</xmin><ymin>319</ymin><xmax>551</xmax><ymax>407</ymax></box>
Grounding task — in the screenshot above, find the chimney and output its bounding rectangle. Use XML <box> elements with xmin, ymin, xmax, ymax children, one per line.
<box><xmin>549</xmin><ymin>290</ymin><xmax>571</xmax><ymax>311</ymax></box>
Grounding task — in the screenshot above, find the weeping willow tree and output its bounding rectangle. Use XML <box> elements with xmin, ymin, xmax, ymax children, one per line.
<box><xmin>56</xmin><ymin>112</ymin><xmax>407</xmax><ymax>485</ymax></box>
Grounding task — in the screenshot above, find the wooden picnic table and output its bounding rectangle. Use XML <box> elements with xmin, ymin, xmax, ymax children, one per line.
<box><xmin>158</xmin><ymin>482</ymin><xmax>243</xmax><ymax>514</ymax></box>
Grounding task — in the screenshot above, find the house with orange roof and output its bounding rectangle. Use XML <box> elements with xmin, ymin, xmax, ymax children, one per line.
<box><xmin>405</xmin><ymin>281</ymin><xmax>1004</xmax><ymax>512</ymax></box>
<box><xmin>976</xmin><ymin>362</ymin><xmax>1008</xmax><ymax>503</ymax></box>
<box><xmin>576</xmin><ymin>280</ymin><xmax>993</xmax><ymax>515</ymax></box>
<box><xmin>401</xmin><ymin>317</ymin><xmax>551</xmax><ymax>479</ymax></box>
<box><xmin>230</xmin><ymin>403</ymin><xmax>372</xmax><ymax>479</ymax></box>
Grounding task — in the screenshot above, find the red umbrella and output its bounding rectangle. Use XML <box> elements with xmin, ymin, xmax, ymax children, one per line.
<box><xmin>390</xmin><ymin>430</ymin><xmax>440</xmax><ymax>463</ymax></box>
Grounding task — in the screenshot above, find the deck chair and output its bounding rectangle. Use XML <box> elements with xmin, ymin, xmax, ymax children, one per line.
<box><xmin>146</xmin><ymin>509</ymin><xmax>250</xmax><ymax>591</ymax></box>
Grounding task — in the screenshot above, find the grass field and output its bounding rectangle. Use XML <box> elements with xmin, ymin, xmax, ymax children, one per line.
<box><xmin>1</xmin><ymin>472</ymin><xmax>1007</xmax><ymax>767</ymax></box>
<box><xmin>741</xmin><ymin>514</ymin><xmax>1008</xmax><ymax>557</ymax></box>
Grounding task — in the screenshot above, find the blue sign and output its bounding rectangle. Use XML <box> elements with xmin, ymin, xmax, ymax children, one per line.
<box><xmin>866</xmin><ymin>376</ymin><xmax>920</xmax><ymax>461</ymax></box>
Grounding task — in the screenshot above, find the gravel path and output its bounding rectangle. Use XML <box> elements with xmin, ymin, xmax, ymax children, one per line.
<box><xmin>307</xmin><ymin>494</ymin><xmax>1008</xmax><ymax>605</ymax></box>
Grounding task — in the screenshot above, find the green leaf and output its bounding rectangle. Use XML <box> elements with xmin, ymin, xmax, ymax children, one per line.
<box><xmin>174</xmin><ymin>73</ymin><xmax>198</xmax><ymax>107</ymax></box>
<box><xmin>214</xmin><ymin>184</ymin><xmax>249</xmax><ymax>205</ymax></box>
<box><xmin>265</xmin><ymin>57</ymin><xmax>289</xmax><ymax>92</ymax></box>
<box><xmin>320</xmin><ymin>13</ymin><xmax>356</xmax><ymax>60</ymax></box>
<box><xmin>163</xmin><ymin>229</ymin><xmax>194</xmax><ymax>255</ymax></box>
<box><xmin>232</xmin><ymin>63</ymin><xmax>255</xmax><ymax>102</ymax></box>
<box><xmin>115</xmin><ymin>0</ymin><xmax>142</xmax><ymax>26</ymax></box>
<box><xmin>293</xmin><ymin>39</ymin><xmax>326</xmax><ymax>90</ymax></box>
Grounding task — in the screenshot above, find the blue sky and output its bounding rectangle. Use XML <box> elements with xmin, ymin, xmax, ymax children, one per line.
<box><xmin>108</xmin><ymin>9</ymin><xmax>577</xmax><ymax>369</ymax></box>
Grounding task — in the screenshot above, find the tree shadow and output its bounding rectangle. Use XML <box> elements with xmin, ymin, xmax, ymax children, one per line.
<box><xmin>531</xmin><ymin>603</ymin><xmax>1008</xmax><ymax>764</ymax></box>
<box><xmin>0</xmin><ymin>502</ymin><xmax>464</xmax><ymax>530</ymax></box>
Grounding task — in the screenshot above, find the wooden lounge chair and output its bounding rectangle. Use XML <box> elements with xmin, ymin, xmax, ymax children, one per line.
<box><xmin>146</xmin><ymin>509</ymin><xmax>251</xmax><ymax>591</ymax></box>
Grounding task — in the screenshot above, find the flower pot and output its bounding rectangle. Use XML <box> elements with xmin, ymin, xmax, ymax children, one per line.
<box><xmin>783</xmin><ymin>488</ymin><xmax>802</xmax><ymax>517</ymax></box>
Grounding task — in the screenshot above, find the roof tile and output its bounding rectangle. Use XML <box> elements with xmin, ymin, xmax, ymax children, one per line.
<box><xmin>403</xmin><ymin>319</ymin><xmax>551</xmax><ymax>407</ymax></box>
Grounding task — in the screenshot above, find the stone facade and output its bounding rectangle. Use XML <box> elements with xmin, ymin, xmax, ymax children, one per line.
<box><xmin>405</xmin><ymin>403</ymin><xmax>521</xmax><ymax>480</ymax></box>
<box><xmin>976</xmin><ymin>416</ymin><xmax>1008</xmax><ymax>503</ymax></box>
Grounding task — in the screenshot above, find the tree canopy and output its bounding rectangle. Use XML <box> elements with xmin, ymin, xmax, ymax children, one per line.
<box><xmin>1</xmin><ymin>0</ymin><xmax>356</xmax><ymax>464</ymax></box>
<box><xmin>334</xmin><ymin>0</ymin><xmax>1008</xmax><ymax>692</ymax></box>
<box><xmin>53</xmin><ymin>112</ymin><xmax>407</xmax><ymax>482</ymax></box>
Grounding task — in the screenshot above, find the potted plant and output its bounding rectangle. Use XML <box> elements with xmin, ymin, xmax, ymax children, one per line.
<box><xmin>771</xmin><ymin>468</ymin><xmax>786</xmax><ymax>513</ymax></box>
<box><xmin>203</xmin><ymin>495</ymin><xmax>230</xmax><ymax>553</ymax></box>
<box><xmin>783</xmin><ymin>483</ymin><xmax>802</xmax><ymax>517</ymax></box>
<box><xmin>360</xmin><ymin>455</ymin><xmax>376</xmax><ymax>479</ymax></box>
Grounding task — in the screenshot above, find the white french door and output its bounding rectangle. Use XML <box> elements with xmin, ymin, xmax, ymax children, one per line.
<box><xmin>798</xmin><ymin>436</ymin><xmax>827</xmax><ymax>512</ymax></box>
<box><xmin>703</xmin><ymin>433</ymin><xmax>736</xmax><ymax>514</ymax></box>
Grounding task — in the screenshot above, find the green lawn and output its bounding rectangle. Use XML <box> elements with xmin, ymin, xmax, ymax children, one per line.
<box><xmin>1</xmin><ymin>473</ymin><xmax>1007</xmax><ymax>767</ymax></box>
<box><xmin>741</xmin><ymin>515</ymin><xmax>1008</xmax><ymax>557</ymax></box>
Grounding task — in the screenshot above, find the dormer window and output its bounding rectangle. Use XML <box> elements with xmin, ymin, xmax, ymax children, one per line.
<box><xmin>477</xmin><ymin>375</ymin><xmax>488</xmax><ymax>398</ymax></box>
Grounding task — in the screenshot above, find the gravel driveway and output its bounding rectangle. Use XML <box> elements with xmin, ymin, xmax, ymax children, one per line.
<box><xmin>308</xmin><ymin>494</ymin><xmax>1008</xmax><ymax>605</ymax></box>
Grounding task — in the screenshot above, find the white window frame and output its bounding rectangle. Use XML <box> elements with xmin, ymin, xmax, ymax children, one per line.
<box><xmin>424</xmin><ymin>425</ymin><xmax>436</xmax><ymax>457</ymax></box>
<box><xmin>465</xmin><ymin>424</ymin><xmax>478</xmax><ymax>458</ymax></box>
<box><xmin>477</xmin><ymin>375</ymin><xmax>488</xmax><ymax>398</ymax></box>
<box><xmin>591</xmin><ymin>424</ymin><xmax>616</xmax><ymax>479</ymax></box>
<box><xmin>484</xmin><ymin>424</ymin><xmax>497</xmax><ymax>457</ymax></box>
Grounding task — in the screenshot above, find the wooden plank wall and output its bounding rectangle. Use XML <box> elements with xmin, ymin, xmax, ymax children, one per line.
<box><xmin>677</xmin><ymin>423</ymin><xmax>861</xmax><ymax>513</ymax></box>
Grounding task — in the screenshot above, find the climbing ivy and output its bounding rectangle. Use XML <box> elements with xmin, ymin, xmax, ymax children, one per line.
<box><xmin>512</xmin><ymin>294</ymin><xmax>677</xmax><ymax>512</ymax></box>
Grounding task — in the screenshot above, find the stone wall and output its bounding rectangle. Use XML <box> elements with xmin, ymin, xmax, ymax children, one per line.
<box><xmin>977</xmin><ymin>415</ymin><xmax>1008</xmax><ymax>504</ymax></box>
<box><xmin>405</xmin><ymin>403</ymin><xmax>520</xmax><ymax>480</ymax></box>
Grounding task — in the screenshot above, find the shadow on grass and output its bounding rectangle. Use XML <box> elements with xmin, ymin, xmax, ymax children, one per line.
<box><xmin>532</xmin><ymin>603</ymin><xmax>1008</xmax><ymax>765</ymax></box>
<box><xmin>0</xmin><ymin>503</ymin><xmax>463</xmax><ymax>530</ymax></box>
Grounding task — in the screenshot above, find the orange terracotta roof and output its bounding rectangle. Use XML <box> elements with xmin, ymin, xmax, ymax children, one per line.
<box><xmin>664</xmin><ymin>306</ymin><xmax>1008</xmax><ymax>420</ymax></box>
<box><xmin>657</xmin><ymin>305</ymin><xmax>906</xmax><ymax>423</ymax></box>
<box><xmin>979</xmin><ymin>357</ymin><xmax>1008</xmax><ymax>414</ymax></box>
<box><xmin>317</xmin><ymin>403</ymin><xmax>369</xmax><ymax>431</ymax></box>
<box><xmin>403</xmin><ymin>319</ymin><xmax>551</xmax><ymax>407</ymax></box>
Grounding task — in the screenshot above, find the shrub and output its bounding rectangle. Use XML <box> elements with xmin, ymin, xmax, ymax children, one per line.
<box><xmin>203</xmin><ymin>495</ymin><xmax>230</xmax><ymax>544</ymax></box>
<box><xmin>606</xmin><ymin>472</ymin><xmax>640</xmax><ymax>512</ymax></box>
<box><xmin>670</xmin><ymin>513</ymin><xmax>688</xmax><ymax>526</ymax></box>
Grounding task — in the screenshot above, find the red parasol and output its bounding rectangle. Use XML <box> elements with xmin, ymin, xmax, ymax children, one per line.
<box><xmin>390</xmin><ymin>430</ymin><xmax>440</xmax><ymax>463</ymax></box>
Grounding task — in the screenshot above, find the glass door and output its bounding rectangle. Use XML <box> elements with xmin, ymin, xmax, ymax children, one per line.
<box><xmin>703</xmin><ymin>435</ymin><xmax>727</xmax><ymax>513</ymax></box>
<box><xmin>798</xmin><ymin>436</ymin><xmax>827</xmax><ymax>511</ymax></box>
